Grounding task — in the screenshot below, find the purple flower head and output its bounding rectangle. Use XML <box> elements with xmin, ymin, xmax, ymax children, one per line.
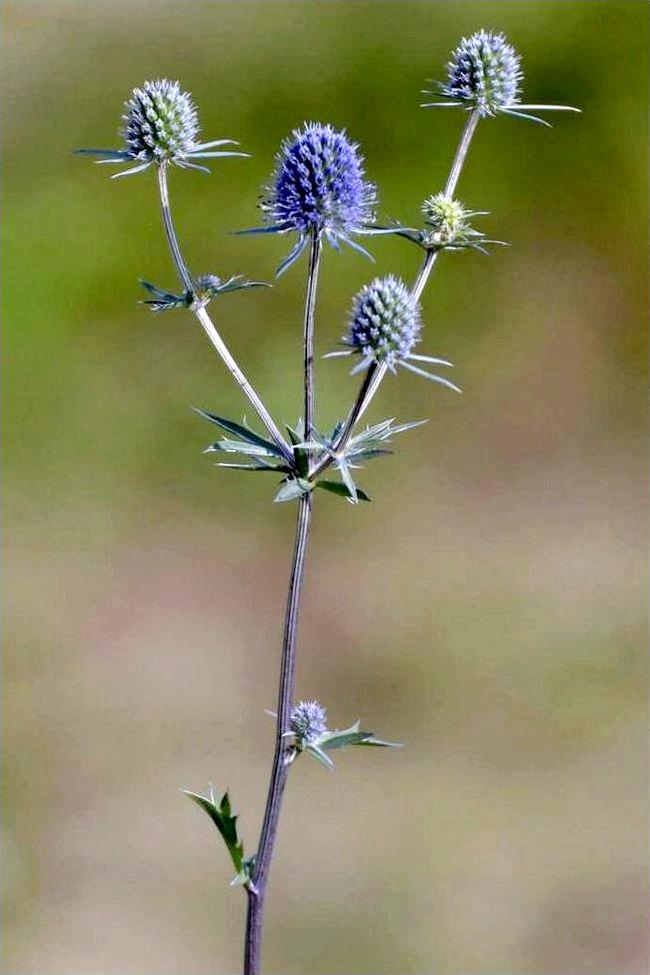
<box><xmin>242</xmin><ymin>122</ymin><xmax>380</xmax><ymax>274</ymax></box>
<box><xmin>262</xmin><ymin>122</ymin><xmax>376</xmax><ymax>237</ymax></box>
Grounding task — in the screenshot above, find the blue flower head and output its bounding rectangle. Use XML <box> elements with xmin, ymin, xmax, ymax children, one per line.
<box><xmin>263</xmin><ymin>122</ymin><xmax>375</xmax><ymax>236</ymax></box>
<box><xmin>240</xmin><ymin>122</ymin><xmax>377</xmax><ymax>275</ymax></box>
<box><xmin>327</xmin><ymin>275</ymin><xmax>461</xmax><ymax>391</ymax></box>
<box><xmin>76</xmin><ymin>79</ymin><xmax>247</xmax><ymax>177</ymax></box>
<box><xmin>422</xmin><ymin>30</ymin><xmax>581</xmax><ymax>126</ymax></box>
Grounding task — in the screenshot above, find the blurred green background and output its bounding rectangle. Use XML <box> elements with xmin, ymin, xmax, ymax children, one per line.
<box><xmin>3</xmin><ymin>2</ymin><xmax>648</xmax><ymax>973</ymax></box>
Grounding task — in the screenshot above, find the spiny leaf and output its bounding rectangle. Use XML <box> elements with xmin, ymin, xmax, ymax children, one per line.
<box><xmin>319</xmin><ymin>721</ymin><xmax>403</xmax><ymax>752</ymax></box>
<box><xmin>182</xmin><ymin>788</ymin><xmax>245</xmax><ymax>876</ymax></box>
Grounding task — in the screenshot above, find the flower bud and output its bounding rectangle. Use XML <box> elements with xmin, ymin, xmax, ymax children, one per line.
<box><xmin>420</xmin><ymin>193</ymin><xmax>470</xmax><ymax>247</ymax></box>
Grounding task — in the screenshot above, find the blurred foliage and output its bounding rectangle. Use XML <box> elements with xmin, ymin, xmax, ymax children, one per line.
<box><xmin>2</xmin><ymin>2</ymin><xmax>648</xmax><ymax>974</ymax></box>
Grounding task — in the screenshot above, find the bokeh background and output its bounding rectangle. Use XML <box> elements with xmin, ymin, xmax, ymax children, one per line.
<box><xmin>3</xmin><ymin>2</ymin><xmax>648</xmax><ymax>973</ymax></box>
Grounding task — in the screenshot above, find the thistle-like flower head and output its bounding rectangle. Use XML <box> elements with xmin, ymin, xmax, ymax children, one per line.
<box><xmin>263</xmin><ymin>122</ymin><xmax>375</xmax><ymax>236</ymax></box>
<box><xmin>443</xmin><ymin>30</ymin><xmax>522</xmax><ymax>116</ymax></box>
<box><xmin>290</xmin><ymin>700</ymin><xmax>328</xmax><ymax>744</ymax></box>
<box><xmin>326</xmin><ymin>275</ymin><xmax>460</xmax><ymax>391</ymax></box>
<box><xmin>76</xmin><ymin>78</ymin><xmax>246</xmax><ymax>177</ymax></box>
<box><xmin>239</xmin><ymin>122</ymin><xmax>377</xmax><ymax>275</ymax></box>
<box><xmin>345</xmin><ymin>275</ymin><xmax>421</xmax><ymax>369</ymax></box>
<box><xmin>122</xmin><ymin>79</ymin><xmax>200</xmax><ymax>163</ymax></box>
<box><xmin>422</xmin><ymin>30</ymin><xmax>580</xmax><ymax>125</ymax></box>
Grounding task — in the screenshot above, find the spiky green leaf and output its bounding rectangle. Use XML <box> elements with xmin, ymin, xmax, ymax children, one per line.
<box><xmin>182</xmin><ymin>787</ymin><xmax>245</xmax><ymax>875</ymax></box>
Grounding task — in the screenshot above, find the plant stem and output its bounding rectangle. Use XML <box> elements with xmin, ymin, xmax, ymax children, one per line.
<box><xmin>244</xmin><ymin>227</ymin><xmax>323</xmax><ymax>974</ymax></box>
<box><xmin>157</xmin><ymin>163</ymin><xmax>194</xmax><ymax>293</ymax></box>
<box><xmin>310</xmin><ymin>110</ymin><xmax>480</xmax><ymax>481</ymax></box>
<box><xmin>303</xmin><ymin>232</ymin><xmax>323</xmax><ymax>445</ymax></box>
<box><xmin>156</xmin><ymin>164</ymin><xmax>293</xmax><ymax>464</ymax></box>
<box><xmin>443</xmin><ymin>109</ymin><xmax>479</xmax><ymax>198</ymax></box>
<box><xmin>244</xmin><ymin>491</ymin><xmax>312</xmax><ymax>975</ymax></box>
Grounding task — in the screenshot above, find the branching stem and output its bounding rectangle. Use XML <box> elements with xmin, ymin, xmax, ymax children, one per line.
<box><xmin>311</xmin><ymin>109</ymin><xmax>480</xmax><ymax>481</ymax></box>
<box><xmin>156</xmin><ymin>164</ymin><xmax>292</xmax><ymax>464</ymax></box>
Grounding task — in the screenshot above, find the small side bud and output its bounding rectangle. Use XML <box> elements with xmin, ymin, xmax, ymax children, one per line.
<box><xmin>290</xmin><ymin>700</ymin><xmax>328</xmax><ymax>745</ymax></box>
<box><xmin>421</xmin><ymin>194</ymin><xmax>471</xmax><ymax>247</ymax></box>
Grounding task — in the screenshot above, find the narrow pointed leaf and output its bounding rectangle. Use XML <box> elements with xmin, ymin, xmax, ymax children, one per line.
<box><xmin>275</xmin><ymin>235</ymin><xmax>308</xmax><ymax>278</ymax></box>
<box><xmin>193</xmin><ymin>409</ymin><xmax>285</xmax><ymax>458</ymax></box>
<box><xmin>305</xmin><ymin>745</ymin><xmax>336</xmax><ymax>770</ymax></box>
<box><xmin>217</xmin><ymin>462</ymin><xmax>291</xmax><ymax>473</ymax></box>
<box><xmin>205</xmin><ymin>438</ymin><xmax>278</xmax><ymax>457</ymax></box>
<box><xmin>315</xmin><ymin>481</ymin><xmax>371</xmax><ymax>503</ymax></box>
<box><xmin>337</xmin><ymin>461</ymin><xmax>358</xmax><ymax>503</ymax></box>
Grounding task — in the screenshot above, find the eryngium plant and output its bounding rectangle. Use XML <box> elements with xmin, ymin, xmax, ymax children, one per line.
<box><xmin>77</xmin><ymin>29</ymin><xmax>579</xmax><ymax>975</ymax></box>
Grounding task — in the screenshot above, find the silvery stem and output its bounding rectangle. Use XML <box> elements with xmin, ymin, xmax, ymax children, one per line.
<box><xmin>304</xmin><ymin>232</ymin><xmax>323</xmax><ymax>445</ymax></box>
<box><xmin>444</xmin><ymin>109</ymin><xmax>479</xmax><ymax>198</ymax></box>
<box><xmin>157</xmin><ymin>163</ymin><xmax>195</xmax><ymax>294</ymax></box>
<box><xmin>156</xmin><ymin>164</ymin><xmax>292</xmax><ymax>464</ymax></box>
<box><xmin>311</xmin><ymin>110</ymin><xmax>480</xmax><ymax>480</ymax></box>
